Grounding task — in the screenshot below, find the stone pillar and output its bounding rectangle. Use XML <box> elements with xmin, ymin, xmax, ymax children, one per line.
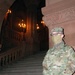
<box><xmin>42</xmin><ymin>0</ymin><xmax>75</xmax><ymax>48</ymax></box>
<box><xmin>25</xmin><ymin>5</ymin><xmax>40</xmax><ymax>54</ymax></box>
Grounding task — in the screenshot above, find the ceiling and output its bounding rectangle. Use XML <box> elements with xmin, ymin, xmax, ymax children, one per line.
<box><xmin>0</xmin><ymin>0</ymin><xmax>45</xmax><ymax>32</ymax></box>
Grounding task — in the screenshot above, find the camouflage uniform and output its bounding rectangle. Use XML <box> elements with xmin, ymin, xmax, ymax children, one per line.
<box><xmin>42</xmin><ymin>27</ymin><xmax>75</xmax><ymax>75</ymax></box>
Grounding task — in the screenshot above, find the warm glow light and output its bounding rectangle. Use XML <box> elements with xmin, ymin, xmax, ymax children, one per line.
<box><xmin>41</xmin><ymin>20</ymin><xmax>45</xmax><ymax>24</ymax></box>
<box><xmin>5</xmin><ymin>9</ymin><xmax>11</xmax><ymax>19</ymax></box>
<box><xmin>41</xmin><ymin>20</ymin><xmax>45</xmax><ymax>27</ymax></box>
<box><xmin>23</xmin><ymin>24</ymin><xmax>26</xmax><ymax>28</ymax></box>
<box><xmin>7</xmin><ymin>9</ymin><xmax>11</xmax><ymax>14</ymax></box>
<box><xmin>36</xmin><ymin>24</ymin><xmax>40</xmax><ymax>30</ymax></box>
<box><xmin>18</xmin><ymin>19</ymin><xmax>26</xmax><ymax>29</ymax></box>
<box><xmin>18</xmin><ymin>19</ymin><xmax>26</xmax><ymax>40</ymax></box>
<box><xmin>18</xmin><ymin>23</ymin><xmax>21</xmax><ymax>27</ymax></box>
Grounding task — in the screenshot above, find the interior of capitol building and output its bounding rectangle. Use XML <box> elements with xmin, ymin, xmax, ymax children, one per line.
<box><xmin>0</xmin><ymin>0</ymin><xmax>75</xmax><ymax>74</ymax></box>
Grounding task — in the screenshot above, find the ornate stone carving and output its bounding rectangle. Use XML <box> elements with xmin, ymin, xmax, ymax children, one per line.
<box><xmin>43</xmin><ymin>6</ymin><xmax>75</xmax><ymax>27</ymax></box>
<box><xmin>46</xmin><ymin>0</ymin><xmax>62</xmax><ymax>6</ymax></box>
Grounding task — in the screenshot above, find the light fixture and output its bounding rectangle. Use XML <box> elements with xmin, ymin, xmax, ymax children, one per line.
<box><xmin>18</xmin><ymin>19</ymin><xmax>26</xmax><ymax>41</ymax></box>
<box><xmin>7</xmin><ymin>9</ymin><xmax>11</xmax><ymax>14</ymax></box>
<box><xmin>41</xmin><ymin>20</ymin><xmax>45</xmax><ymax>24</ymax></box>
<box><xmin>41</xmin><ymin>20</ymin><xmax>45</xmax><ymax>27</ymax></box>
<box><xmin>18</xmin><ymin>19</ymin><xmax>26</xmax><ymax>32</ymax></box>
<box><xmin>36</xmin><ymin>24</ymin><xmax>40</xmax><ymax>30</ymax></box>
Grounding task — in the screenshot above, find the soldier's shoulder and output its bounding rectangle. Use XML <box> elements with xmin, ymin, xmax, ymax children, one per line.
<box><xmin>46</xmin><ymin>47</ymin><xmax>53</xmax><ymax>54</ymax></box>
<box><xmin>65</xmin><ymin>45</ymin><xmax>72</xmax><ymax>48</ymax></box>
<box><xmin>65</xmin><ymin>44</ymin><xmax>74</xmax><ymax>51</ymax></box>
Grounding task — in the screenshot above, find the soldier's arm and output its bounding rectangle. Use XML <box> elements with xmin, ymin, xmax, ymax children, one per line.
<box><xmin>42</xmin><ymin>50</ymin><xmax>51</xmax><ymax>70</ymax></box>
<box><xmin>68</xmin><ymin>47</ymin><xmax>75</xmax><ymax>73</ymax></box>
<box><xmin>42</xmin><ymin>54</ymin><xmax>49</xmax><ymax>70</ymax></box>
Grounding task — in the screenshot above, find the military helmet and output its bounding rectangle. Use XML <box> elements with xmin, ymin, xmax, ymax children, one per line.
<box><xmin>50</xmin><ymin>27</ymin><xmax>64</xmax><ymax>36</ymax></box>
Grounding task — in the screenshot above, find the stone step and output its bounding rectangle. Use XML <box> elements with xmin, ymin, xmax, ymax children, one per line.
<box><xmin>0</xmin><ymin>51</ymin><xmax>46</xmax><ymax>75</ymax></box>
<box><xmin>0</xmin><ymin>73</ymin><xmax>42</xmax><ymax>75</ymax></box>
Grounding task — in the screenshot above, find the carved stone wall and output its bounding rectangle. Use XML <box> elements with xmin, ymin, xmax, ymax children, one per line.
<box><xmin>46</xmin><ymin>0</ymin><xmax>62</xmax><ymax>6</ymax></box>
<box><xmin>42</xmin><ymin>0</ymin><xmax>75</xmax><ymax>48</ymax></box>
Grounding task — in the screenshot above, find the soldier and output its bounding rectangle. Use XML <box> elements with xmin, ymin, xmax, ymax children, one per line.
<box><xmin>42</xmin><ymin>27</ymin><xmax>75</xmax><ymax>75</ymax></box>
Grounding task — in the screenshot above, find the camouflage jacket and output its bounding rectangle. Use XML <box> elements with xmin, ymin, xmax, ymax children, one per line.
<box><xmin>42</xmin><ymin>41</ymin><xmax>75</xmax><ymax>75</ymax></box>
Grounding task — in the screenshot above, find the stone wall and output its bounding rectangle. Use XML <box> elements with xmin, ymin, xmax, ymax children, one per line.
<box><xmin>42</xmin><ymin>0</ymin><xmax>75</xmax><ymax>48</ymax></box>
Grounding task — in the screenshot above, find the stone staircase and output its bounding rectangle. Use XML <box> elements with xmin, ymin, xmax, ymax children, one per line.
<box><xmin>0</xmin><ymin>51</ymin><xmax>46</xmax><ymax>75</ymax></box>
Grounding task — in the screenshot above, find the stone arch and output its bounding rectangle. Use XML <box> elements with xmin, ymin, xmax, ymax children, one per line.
<box><xmin>0</xmin><ymin>0</ymin><xmax>15</xmax><ymax>33</ymax></box>
<box><xmin>0</xmin><ymin>0</ymin><xmax>48</xmax><ymax>52</ymax></box>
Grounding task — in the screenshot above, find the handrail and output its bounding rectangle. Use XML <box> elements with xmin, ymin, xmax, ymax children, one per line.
<box><xmin>0</xmin><ymin>44</ymin><xmax>25</xmax><ymax>67</ymax></box>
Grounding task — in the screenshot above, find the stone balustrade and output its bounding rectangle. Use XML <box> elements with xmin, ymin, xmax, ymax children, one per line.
<box><xmin>0</xmin><ymin>44</ymin><xmax>25</xmax><ymax>67</ymax></box>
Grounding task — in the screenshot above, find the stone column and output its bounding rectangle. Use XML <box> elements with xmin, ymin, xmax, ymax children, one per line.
<box><xmin>42</xmin><ymin>0</ymin><xmax>75</xmax><ymax>48</ymax></box>
<box><xmin>25</xmin><ymin>5</ymin><xmax>40</xmax><ymax>54</ymax></box>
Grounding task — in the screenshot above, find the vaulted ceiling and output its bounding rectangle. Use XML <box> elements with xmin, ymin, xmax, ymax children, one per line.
<box><xmin>0</xmin><ymin>0</ymin><xmax>45</xmax><ymax>32</ymax></box>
